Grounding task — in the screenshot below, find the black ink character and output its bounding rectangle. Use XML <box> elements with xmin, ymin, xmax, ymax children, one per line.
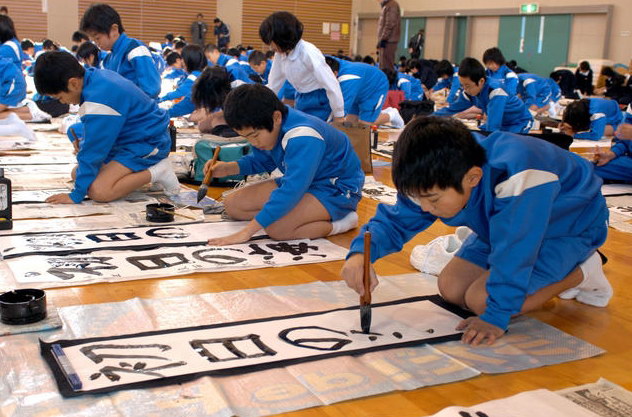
<box><xmin>126</xmin><ymin>253</ymin><xmax>190</xmax><ymax>271</ymax></box>
<box><xmin>190</xmin><ymin>334</ymin><xmax>277</xmax><ymax>362</ymax></box>
<box><xmin>80</xmin><ymin>343</ymin><xmax>173</xmax><ymax>363</ymax></box>
<box><xmin>89</xmin><ymin>361</ymin><xmax>187</xmax><ymax>382</ymax></box>
<box><xmin>279</xmin><ymin>326</ymin><xmax>352</xmax><ymax>351</ymax></box>
<box><xmin>192</xmin><ymin>249</ymin><xmax>247</xmax><ymax>265</ymax></box>
<box><xmin>21</xmin><ymin>234</ymin><xmax>84</xmax><ymax>251</ymax></box>
<box><xmin>46</xmin><ymin>256</ymin><xmax>118</xmax><ymax>280</ymax></box>
<box><xmin>248</xmin><ymin>244</ymin><xmax>274</xmax><ymax>260</ymax></box>
<box><xmin>266</xmin><ymin>242</ymin><xmax>327</xmax><ymax>261</ymax></box>
<box><xmin>85</xmin><ymin>232</ymin><xmax>141</xmax><ymax>243</ymax></box>
<box><xmin>145</xmin><ymin>227</ymin><xmax>190</xmax><ymax>239</ymax></box>
<box><xmin>458</xmin><ymin>412</ymin><xmax>490</xmax><ymax>417</ymax></box>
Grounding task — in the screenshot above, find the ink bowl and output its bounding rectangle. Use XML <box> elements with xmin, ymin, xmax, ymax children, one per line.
<box><xmin>146</xmin><ymin>203</ymin><xmax>175</xmax><ymax>223</ymax></box>
<box><xmin>0</xmin><ymin>289</ymin><xmax>47</xmax><ymax>325</ymax></box>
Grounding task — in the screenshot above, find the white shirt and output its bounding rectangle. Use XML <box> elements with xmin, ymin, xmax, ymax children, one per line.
<box><xmin>267</xmin><ymin>39</ymin><xmax>345</xmax><ymax>118</ymax></box>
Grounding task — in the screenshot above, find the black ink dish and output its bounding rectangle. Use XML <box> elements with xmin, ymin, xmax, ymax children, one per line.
<box><xmin>0</xmin><ymin>288</ymin><xmax>47</xmax><ymax>325</ymax></box>
<box><xmin>146</xmin><ymin>203</ymin><xmax>175</xmax><ymax>223</ymax></box>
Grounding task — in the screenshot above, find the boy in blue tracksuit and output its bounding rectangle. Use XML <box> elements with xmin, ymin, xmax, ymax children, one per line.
<box><xmin>342</xmin><ymin>116</ymin><xmax>611</xmax><ymax>346</ymax></box>
<box><xmin>517</xmin><ymin>73</ymin><xmax>552</xmax><ymax>114</ymax></box>
<box><xmin>34</xmin><ymin>52</ymin><xmax>179</xmax><ymax>204</ymax></box>
<box><xmin>434</xmin><ymin>58</ymin><xmax>533</xmax><ymax>133</ymax></box>
<box><xmin>205</xmin><ymin>44</ymin><xmax>253</xmax><ymax>88</ymax></box>
<box><xmin>248</xmin><ymin>50</ymin><xmax>272</xmax><ymax>83</ymax></box>
<box><xmin>0</xmin><ymin>57</ymin><xmax>26</xmax><ymax>112</ymax></box>
<box><xmin>593</xmin><ymin>104</ymin><xmax>632</xmax><ymax>182</ymax></box>
<box><xmin>159</xmin><ymin>45</ymin><xmax>207</xmax><ymax>118</ymax></box>
<box><xmin>80</xmin><ymin>3</ymin><xmax>160</xmax><ymax>99</ymax></box>
<box><xmin>325</xmin><ymin>56</ymin><xmax>389</xmax><ymax>124</ymax></box>
<box><xmin>0</xmin><ymin>17</ymin><xmax>22</xmax><ymax>70</ymax></box>
<box><xmin>560</xmin><ymin>98</ymin><xmax>624</xmax><ymax>140</ymax></box>
<box><xmin>433</xmin><ymin>60</ymin><xmax>461</xmax><ymax>105</ymax></box>
<box><xmin>399</xmin><ymin>71</ymin><xmax>423</xmax><ymax>101</ymax></box>
<box><xmin>203</xmin><ymin>84</ymin><xmax>364</xmax><ymax>245</ymax></box>
<box><xmin>483</xmin><ymin>47</ymin><xmax>518</xmax><ymax>95</ymax></box>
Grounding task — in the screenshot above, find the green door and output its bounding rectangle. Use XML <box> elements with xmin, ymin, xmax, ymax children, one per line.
<box><xmin>453</xmin><ymin>16</ymin><xmax>468</xmax><ymax>64</ymax></box>
<box><xmin>498</xmin><ymin>14</ymin><xmax>571</xmax><ymax>76</ymax></box>
<box><xmin>398</xmin><ymin>17</ymin><xmax>426</xmax><ymax>61</ymax></box>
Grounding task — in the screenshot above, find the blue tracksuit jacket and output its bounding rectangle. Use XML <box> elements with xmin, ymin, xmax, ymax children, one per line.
<box><xmin>486</xmin><ymin>64</ymin><xmax>518</xmax><ymax>95</ymax></box>
<box><xmin>349</xmin><ymin>131</ymin><xmax>608</xmax><ymax>330</ymax></box>
<box><xmin>216</xmin><ymin>54</ymin><xmax>253</xmax><ymax>88</ymax></box>
<box><xmin>574</xmin><ymin>98</ymin><xmax>624</xmax><ymax>140</ymax></box>
<box><xmin>433</xmin><ymin>66</ymin><xmax>461</xmax><ymax>104</ymax></box>
<box><xmin>0</xmin><ymin>57</ymin><xmax>26</xmax><ymax>106</ymax></box>
<box><xmin>160</xmin><ymin>70</ymin><xmax>201</xmax><ymax>118</ymax></box>
<box><xmin>236</xmin><ymin>107</ymin><xmax>364</xmax><ymax>228</ymax></box>
<box><xmin>72</xmin><ymin>68</ymin><xmax>170</xmax><ymax>203</ymax></box>
<box><xmin>334</xmin><ymin>58</ymin><xmax>388</xmax><ymax>122</ymax></box>
<box><xmin>517</xmin><ymin>73</ymin><xmax>552</xmax><ymax>108</ymax></box>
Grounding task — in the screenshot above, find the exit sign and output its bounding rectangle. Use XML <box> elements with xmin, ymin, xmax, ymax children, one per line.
<box><xmin>520</xmin><ymin>3</ymin><xmax>539</xmax><ymax>14</ymax></box>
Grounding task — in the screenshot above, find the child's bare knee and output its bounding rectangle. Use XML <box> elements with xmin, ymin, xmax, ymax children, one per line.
<box><xmin>223</xmin><ymin>195</ymin><xmax>248</xmax><ymax>220</ymax></box>
<box><xmin>265</xmin><ymin>224</ymin><xmax>294</xmax><ymax>241</ymax></box>
<box><xmin>87</xmin><ymin>187</ymin><xmax>114</xmax><ymax>202</ymax></box>
<box><xmin>463</xmin><ymin>289</ymin><xmax>486</xmax><ymax>315</ymax></box>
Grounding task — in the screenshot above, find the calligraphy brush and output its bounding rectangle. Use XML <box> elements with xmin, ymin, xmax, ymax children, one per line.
<box><xmin>360</xmin><ymin>230</ymin><xmax>372</xmax><ymax>334</ymax></box>
<box><xmin>196</xmin><ymin>146</ymin><xmax>221</xmax><ymax>203</ymax></box>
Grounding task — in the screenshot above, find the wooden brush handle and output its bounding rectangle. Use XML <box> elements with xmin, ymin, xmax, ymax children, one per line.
<box><xmin>361</xmin><ymin>231</ymin><xmax>372</xmax><ymax>304</ymax></box>
<box><xmin>202</xmin><ymin>146</ymin><xmax>222</xmax><ymax>186</ymax></box>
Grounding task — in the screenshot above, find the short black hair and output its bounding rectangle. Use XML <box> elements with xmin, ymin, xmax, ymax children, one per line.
<box><xmin>226</xmin><ymin>47</ymin><xmax>240</xmax><ymax>58</ymax></box>
<box><xmin>562</xmin><ymin>99</ymin><xmax>591</xmax><ymax>132</ymax></box>
<box><xmin>191</xmin><ymin>66</ymin><xmax>232</xmax><ymax>112</ymax></box>
<box><xmin>393</xmin><ymin>116</ymin><xmax>487</xmax><ymax>196</ymax></box>
<box><xmin>0</xmin><ymin>14</ymin><xmax>16</xmax><ymax>43</ymax></box>
<box><xmin>72</xmin><ymin>30</ymin><xmax>89</xmax><ymax>43</ymax></box>
<box><xmin>165</xmin><ymin>33</ymin><xmax>174</xmax><ymax>41</ymax></box>
<box><xmin>407</xmin><ymin>58</ymin><xmax>422</xmax><ymax>72</ymax></box>
<box><xmin>213</xmin><ymin>17</ymin><xmax>221</xmax><ymax>23</ymax></box>
<box><xmin>382</xmin><ymin>67</ymin><xmax>398</xmax><ymax>88</ymax></box>
<box><xmin>363</xmin><ymin>55</ymin><xmax>375</xmax><ymax>65</ymax></box>
<box><xmin>482</xmin><ymin>47</ymin><xmax>505</xmax><ymax>66</ymax></box>
<box><xmin>174</xmin><ymin>40</ymin><xmax>186</xmax><ymax>50</ymax></box>
<box><xmin>76</xmin><ymin>41</ymin><xmax>101</xmax><ymax>67</ymax></box>
<box><xmin>224</xmin><ymin>83</ymin><xmax>288</xmax><ymax>132</ymax></box>
<box><xmin>166</xmin><ymin>51</ymin><xmax>181</xmax><ymax>66</ymax></box>
<box><xmin>80</xmin><ymin>3</ymin><xmax>125</xmax><ymax>34</ymax></box>
<box><xmin>579</xmin><ymin>61</ymin><xmax>591</xmax><ymax>71</ymax></box>
<box><xmin>600</xmin><ymin>66</ymin><xmax>615</xmax><ymax>77</ymax></box>
<box><xmin>458</xmin><ymin>57</ymin><xmax>486</xmax><ymax>84</ymax></box>
<box><xmin>21</xmin><ymin>39</ymin><xmax>34</xmax><ymax>50</ymax></box>
<box><xmin>259</xmin><ymin>11</ymin><xmax>303</xmax><ymax>53</ymax></box>
<box><xmin>324</xmin><ymin>56</ymin><xmax>340</xmax><ymax>73</ymax></box>
<box><xmin>34</xmin><ymin>51</ymin><xmax>86</xmax><ymax>95</ymax></box>
<box><xmin>248</xmin><ymin>50</ymin><xmax>266</xmax><ymax>66</ymax></box>
<box><xmin>181</xmin><ymin>44</ymin><xmax>206</xmax><ymax>72</ymax></box>
<box><xmin>264</xmin><ymin>50</ymin><xmax>275</xmax><ymax>60</ymax></box>
<box><xmin>42</xmin><ymin>39</ymin><xmax>59</xmax><ymax>51</ymax></box>
<box><xmin>0</xmin><ymin>6</ymin><xmax>7</xmax><ymax>13</ymax></box>
<box><xmin>435</xmin><ymin>60</ymin><xmax>454</xmax><ymax>77</ymax></box>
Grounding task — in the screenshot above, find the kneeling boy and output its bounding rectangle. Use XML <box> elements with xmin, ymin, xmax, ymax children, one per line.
<box><xmin>205</xmin><ymin>84</ymin><xmax>364</xmax><ymax>245</ymax></box>
<box><xmin>342</xmin><ymin>117</ymin><xmax>611</xmax><ymax>345</ymax></box>
<box><xmin>34</xmin><ymin>51</ymin><xmax>179</xmax><ymax>204</ymax></box>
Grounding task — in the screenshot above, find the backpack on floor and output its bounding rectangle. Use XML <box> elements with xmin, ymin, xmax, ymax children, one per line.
<box><xmin>192</xmin><ymin>139</ymin><xmax>251</xmax><ymax>186</ymax></box>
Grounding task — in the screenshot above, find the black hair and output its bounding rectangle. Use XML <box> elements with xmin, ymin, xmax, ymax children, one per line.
<box><xmin>71</xmin><ymin>45</ymin><xmax>79</xmax><ymax>52</ymax></box>
<box><xmin>191</xmin><ymin>66</ymin><xmax>232</xmax><ymax>112</ymax></box>
<box><xmin>435</xmin><ymin>60</ymin><xmax>454</xmax><ymax>77</ymax></box>
<box><xmin>181</xmin><ymin>44</ymin><xmax>206</xmax><ymax>72</ymax></box>
<box><xmin>562</xmin><ymin>99</ymin><xmax>591</xmax><ymax>132</ymax></box>
<box><xmin>382</xmin><ymin>67</ymin><xmax>398</xmax><ymax>89</ymax></box>
<box><xmin>224</xmin><ymin>83</ymin><xmax>288</xmax><ymax>132</ymax></box>
<box><xmin>80</xmin><ymin>3</ymin><xmax>124</xmax><ymax>34</ymax></box>
<box><xmin>21</xmin><ymin>39</ymin><xmax>34</xmax><ymax>50</ymax></box>
<box><xmin>407</xmin><ymin>58</ymin><xmax>422</xmax><ymax>72</ymax></box>
<box><xmin>174</xmin><ymin>40</ymin><xmax>186</xmax><ymax>50</ymax></box>
<box><xmin>238</xmin><ymin>46</ymin><xmax>246</xmax><ymax>53</ymax></box>
<box><xmin>226</xmin><ymin>47</ymin><xmax>240</xmax><ymax>58</ymax></box>
<box><xmin>72</xmin><ymin>30</ymin><xmax>89</xmax><ymax>43</ymax></box>
<box><xmin>76</xmin><ymin>41</ymin><xmax>101</xmax><ymax>67</ymax></box>
<box><xmin>482</xmin><ymin>47</ymin><xmax>506</xmax><ymax>66</ymax></box>
<box><xmin>259</xmin><ymin>11</ymin><xmax>303</xmax><ymax>53</ymax></box>
<box><xmin>42</xmin><ymin>39</ymin><xmax>59</xmax><ymax>51</ymax></box>
<box><xmin>166</xmin><ymin>51</ymin><xmax>181</xmax><ymax>66</ymax></box>
<box><xmin>324</xmin><ymin>56</ymin><xmax>340</xmax><ymax>73</ymax></box>
<box><xmin>0</xmin><ymin>14</ymin><xmax>16</xmax><ymax>43</ymax></box>
<box><xmin>393</xmin><ymin>116</ymin><xmax>487</xmax><ymax>195</ymax></box>
<box><xmin>458</xmin><ymin>57</ymin><xmax>486</xmax><ymax>84</ymax></box>
<box><xmin>179</xmin><ymin>35</ymin><xmax>186</xmax><ymax>42</ymax></box>
<box><xmin>248</xmin><ymin>50</ymin><xmax>266</xmax><ymax>66</ymax></box>
<box><xmin>363</xmin><ymin>55</ymin><xmax>375</xmax><ymax>65</ymax></box>
<box><xmin>34</xmin><ymin>51</ymin><xmax>86</xmax><ymax>95</ymax></box>
<box><xmin>264</xmin><ymin>50</ymin><xmax>275</xmax><ymax>60</ymax></box>
<box><xmin>204</xmin><ymin>43</ymin><xmax>218</xmax><ymax>54</ymax></box>
<box><xmin>600</xmin><ymin>66</ymin><xmax>615</xmax><ymax>77</ymax></box>
<box><xmin>353</xmin><ymin>54</ymin><xmax>363</xmax><ymax>62</ymax></box>
<box><xmin>579</xmin><ymin>61</ymin><xmax>591</xmax><ymax>71</ymax></box>
<box><xmin>165</xmin><ymin>33</ymin><xmax>174</xmax><ymax>42</ymax></box>
<box><xmin>0</xmin><ymin>6</ymin><xmax>7</xmax><ymax>13</ymax></box>
<box><xmin>213</xmin><ymin>17</ymin><xmax>221</xmax><ymax>23</ymax></box>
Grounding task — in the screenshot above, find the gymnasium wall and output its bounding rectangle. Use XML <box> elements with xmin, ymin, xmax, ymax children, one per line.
<box><xmin>1</xmin><ymin>0</ymin><xmax>47</xmax><ymax>42</ymax></box>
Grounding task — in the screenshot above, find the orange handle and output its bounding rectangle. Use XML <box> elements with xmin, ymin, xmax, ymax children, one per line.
<box><xmin>202</xmin><ymin>146</ymin><xmax>222</xmax><ymax>186</ymax></box>
<box><xmin>361</xmin><ymin>231</ymin><xmax>372</xmax><ymax>305</ymax></box>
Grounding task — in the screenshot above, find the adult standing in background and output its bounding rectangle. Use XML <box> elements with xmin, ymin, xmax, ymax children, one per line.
<box><xmin>191</xmin><ymin>13</ymin><xmax>208</xmax><ymax>46</ymax></box>
<box><xmin>214</xmin><ymin>17</ymin><xmax>230</xmax><ymax>49</ymax></box>
<box><xmin>376</xmin><ymin>0</ymin><xmax>401</xmax><ymax>70</ymax></box>
<box><xmin>0</xmin><ymin>6</ymin><xmax>8</xmax><ymax>15</ymax></box>
<box><xmin>408</xmin><ymin>29</ymin><xmax>424</xmax><ymax>59</ymax></box>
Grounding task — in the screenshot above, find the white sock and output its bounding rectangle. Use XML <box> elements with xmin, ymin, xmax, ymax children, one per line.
<box><xmin>559</xmin><ymin>252</ymin><xmax>612</xmax><ymax>307</ymax></box>
<box><xmin>328</xmin><ymin>211</ymin><xmax>359</xmax><ymax>236</ymax></box>
<box><xmin>0</xmin><ymin>113</ymin><xmax>35</xmax><ymax>141</ymax></box>
<box><xmin>148</xmin><ymin>157</ymin><xmax>181</xmax><ymax>196</ymax></box>
<box><xmin>25</xmin><ymin>100</ymin><xmax>52</xmax><ymax>122</ymax></box>
<box><xmin>382</xmin><ymin>107</ymin><xmax>404</xmax><ymax>129</ymax></box>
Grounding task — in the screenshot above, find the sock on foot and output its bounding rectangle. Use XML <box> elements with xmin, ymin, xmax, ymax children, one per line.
<box><xmin>575</xmin><ymin>251</ymin><xmax>613</xmax><ymax>307</ymax></box>
<box><xmin>148</xmin><ymin>157</ymin><xmax>181</xmax><ymax>196</ymax></box>
<box><xmin>329</xmin><ymin>211</ymin><xmax>359</xmax><ymax>236</ymax></box>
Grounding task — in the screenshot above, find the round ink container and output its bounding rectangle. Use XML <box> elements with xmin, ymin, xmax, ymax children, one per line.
<box><xmin>0</xmin><ymin>289</ymin><xmax>47</xmax><ymax>325</ymax></box>
<box><xmin>146</xmin><ymin>203</ymin><xmax>175</xmax><ymax>223</ymax></box>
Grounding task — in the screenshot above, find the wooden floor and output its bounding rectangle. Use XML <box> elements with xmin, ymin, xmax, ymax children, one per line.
<box><xmin>46</xmin><ymin>157</ymin><xmax>632</xmax><ymax>416</ymax></box>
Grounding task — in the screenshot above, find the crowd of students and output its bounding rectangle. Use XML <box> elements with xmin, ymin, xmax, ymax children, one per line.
<box><xmin>1</xmin><ymin>3</ymin><xmax>630</xmax><ymax>346</ymax></box>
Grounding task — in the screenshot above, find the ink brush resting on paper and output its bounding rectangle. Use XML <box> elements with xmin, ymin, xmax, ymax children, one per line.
<box><xmin>360</xmin><ymin>231</ymin><xmax>372</xmax><ymax>334</ymax></box>
<box><xmin>196</xmin><ymin>146</ymin><xmax>221</xmax><ymax>203</ymax></box>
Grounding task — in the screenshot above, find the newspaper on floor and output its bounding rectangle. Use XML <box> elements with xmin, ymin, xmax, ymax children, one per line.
<box><xmin>557</xmin><ymin>378</ymin><xmax>632</xmax><ymax>417</ymax></box>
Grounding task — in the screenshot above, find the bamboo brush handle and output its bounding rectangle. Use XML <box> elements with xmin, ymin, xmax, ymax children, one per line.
<box><xmin>362</xmin><ymin>231</ymin><xmax>372</xmax><ymax>304</ymax></box>
<box><xmin>202</xmin><ymin>147</ymin><xmax>221</xmax><ymax>186</ymax></box>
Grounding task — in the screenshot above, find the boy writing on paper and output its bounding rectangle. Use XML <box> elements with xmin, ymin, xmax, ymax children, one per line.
<box><xmin>342</xmin><ymin>116</ymin><xmax>612</xmax><ymax>346</ymax></box>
